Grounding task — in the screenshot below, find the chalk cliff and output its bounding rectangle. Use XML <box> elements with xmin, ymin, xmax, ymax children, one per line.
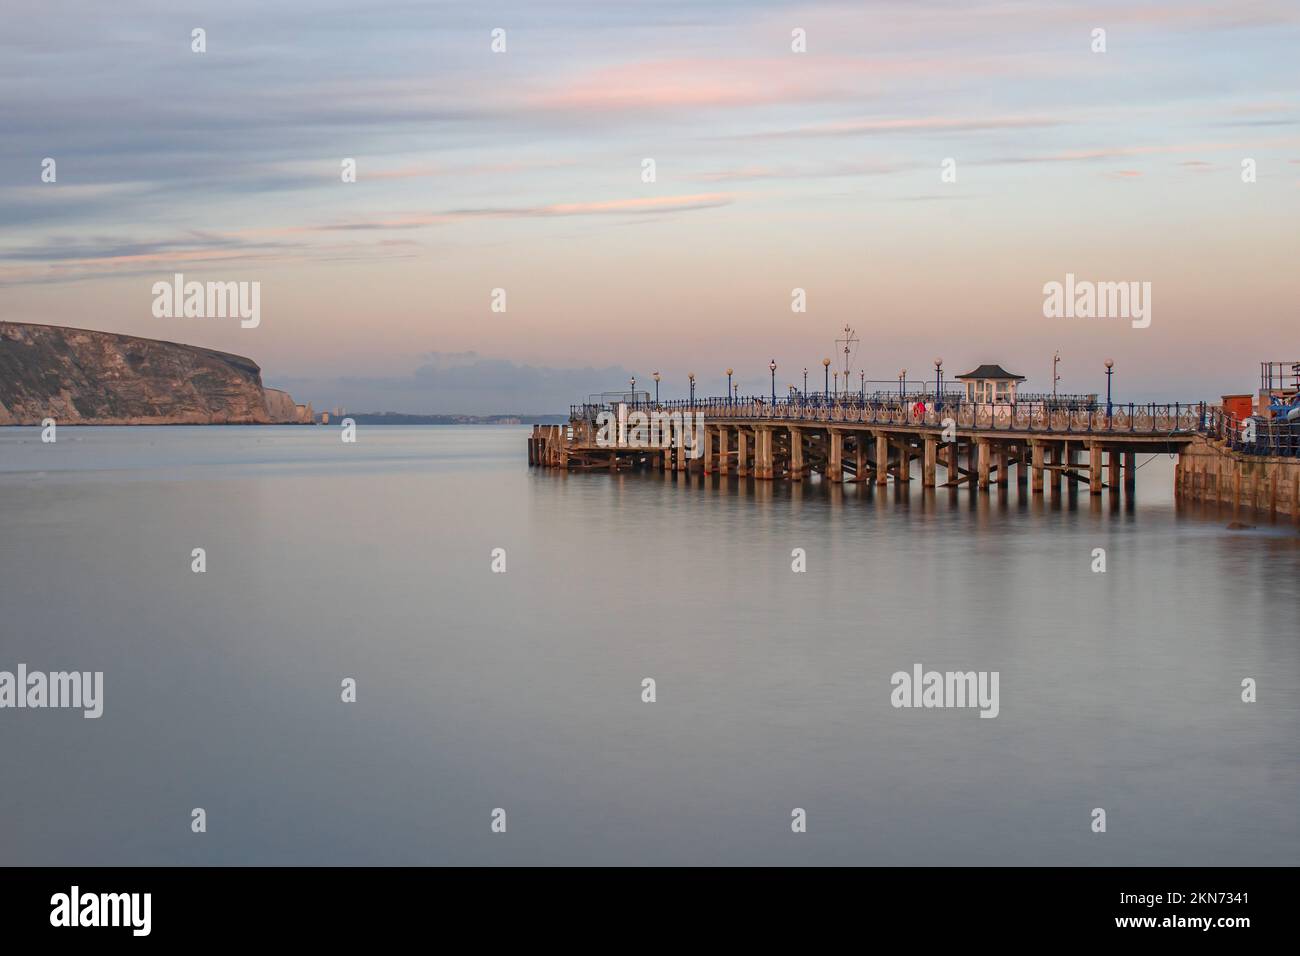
<box><xmin>0</xmin><ymin>322</ymin><xmax>306</xmax><ymax>425</ymax></box>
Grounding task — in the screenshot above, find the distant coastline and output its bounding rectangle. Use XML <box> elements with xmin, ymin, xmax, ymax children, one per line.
<box><xmin>343</xmin><ymin>413</ymin><xmax>567</xmax><ymax>425</ymax></box>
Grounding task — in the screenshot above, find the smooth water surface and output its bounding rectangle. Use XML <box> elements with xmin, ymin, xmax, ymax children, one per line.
<box><xmin>1</xmin><ymin>426</ymin><xmax>1296</xmax><ymax>865</ymax></box>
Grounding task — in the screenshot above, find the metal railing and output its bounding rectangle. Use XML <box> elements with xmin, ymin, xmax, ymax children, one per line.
<box><xmin>1208</xmin><ymin>408</ymin><xmax>1300</xmax><ymax>457</ymax></box>
<box><xmin>571</xmin><ymin>396</ymin><xmax>1207</xmax><ymax>436</ymax></box>
<box><xmin>1260</xmin><ymin>361</ymin><xmax>1300</xmax><ymax>392</ymax></box>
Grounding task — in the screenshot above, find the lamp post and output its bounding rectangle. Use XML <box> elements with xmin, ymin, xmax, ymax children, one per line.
<box><xmin>899</xmin><ymin>369</ymin><xmax>907</xmax><ymax>399</ymax></box>
<box><xmin>688</xmin><ymin>372</ymin><xmax>695</xmax><ymax>409</ymax></box>
<box><xmin>860</xmin><ymin>369</ymin><xmax>865</xmax><ymax>403</ymax></box>
<box><xmin>733</xmin><ymin>382</ymin><xmax>739</xmax><ymax>402</ymax></box>
<box><xmin>934</xmin><ymin>358</ymin><xmax>943</xmax><ymax>398</ymax></box>
<box><xmin>1105</xmin><ymin>360</ymin><xmax>1114</xmax><ymax>419</ymax></box>
<box><xmin>823</xmin><ymin>358</ymin><xmax>831</xmax><ymax>398</ymax></box>
<box><xmin>652</xmin><ymin>371</ymin><xmax>660</xmax><ymax>404</ymax></box>
<box><xmin>769</xmin><ymin>359</ymin><xmax>777</xmax><ymax>404</ymax></box>
<box><xmin>726</xmin><ymin>368</ymin><xmax>733</xmax><ymax>406</ymax></box>
<box><xmin>630</xmin><ymin>376</ymin><xmax>636</xmax><ymax>406</ymax></box>
<box><xmin>1052</xmin><ymin>351</ymin><xmax>1061</xmax><ymax>401</ymax></box>
<box><xmin>833</xmin><ymin>370</ymin><xmax>838</xmax><ymax>398</ymax></box>
<box><xmin>803</xmin><ymin>367</ymin><xmax>808</xmax><ymax>396</ymax></box>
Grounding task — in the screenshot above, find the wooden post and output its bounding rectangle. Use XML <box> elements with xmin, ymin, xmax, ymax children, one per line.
<box><xmin>1108</xmin><ymin>447</ymin><xmax>1119</xmax><ymax>493</ymax></box>
<box><xmin>1049</xmin><ymin>443</ymin><xmax>1061</xmax><ymax>500</ymax></box>
<box><xmin>944</xmin><ymin>443</ymin><xmax>957</xmax><ymax>486</ymax></box>
<box><xmin>703</xmin><ymin>426</ymin><xmax>715</xmax><ymax>475</ymax></box>
<box><xmin>996</xmin><ymin>443</ymin><xmax>1008</xmax><ymax>487</ymax></box>
<box><xmin>1031</xmin><ymin>441</ymin><xmax>1044</xmax><ymax>495</ymax></box>
<box><xmin>1124</xmin><ymin>449</ymin><xmax>1136</xmax><ymax>498</ymax></box>
<box><xmin>977</xmin><ymin>440</ymin><xmax>990</xmax><ymax>490</ymax></box>
<box><xmin>923</xmin><ymin>437</ymin><xmax>937</xmax><ymax>488</ymax></box>
<box><xmin>1016</xmin><ymin>444</ymin><xmax>1028</xmax><ymax>487</ymax></box>
<box><xmin>828</xmin><ymin>429</ymin><xmax>843</xmax><ymax>482</ymax></box>
<box><xmin>718</xmin><ymin>427</ymin><xmax>730</xmax><ymax>475</ymax></box>
<box><xmin>737</xmin><ymin>429</ymin><xmax>750</xmax><ymax>476</ymax></box>
<box><xmin>876</xmin><ymin>432</ymin><xmax>889</xmax><ymax>486</ymax></box>
<box><xmin>898</xmin><ymin>439</ymin><xmax>910</xmax><ymax>483</ymax></box>
<box><xmin>855</xmin><ymin>435</ymin><xmax>867</xmax><ymax>484</ymax></box>
<box><xmin>1089</xmin><ymin>442</ymin><xmax>1103</xmax><ymax>495</ymax></box>
<box><xmin>787</xmin><ymin>426</ymin><xmax>803</xmax><ymax>480</ymax></box>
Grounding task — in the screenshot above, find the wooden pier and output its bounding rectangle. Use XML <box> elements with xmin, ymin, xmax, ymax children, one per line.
<box><xmin>529</xmin><ymin>397</ymin><xmax>1300</xmax><ymax>518</ymax></box>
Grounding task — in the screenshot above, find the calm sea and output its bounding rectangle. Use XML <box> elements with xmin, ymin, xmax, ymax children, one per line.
<box><xmin>1</xmin><ymin>425</ymin><xmax>1296</xmax><ymax>865</ymax></box>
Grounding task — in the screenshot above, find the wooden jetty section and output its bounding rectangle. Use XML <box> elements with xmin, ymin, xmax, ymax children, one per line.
<box><xmin>529</xmin><ymin>397</ymin><xmax>1300</xmax><ymax>518</ymax></box>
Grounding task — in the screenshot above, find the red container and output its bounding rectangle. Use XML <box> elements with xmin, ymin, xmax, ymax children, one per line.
<box><xmin>1222</xmin><ymin>394</ymin><xmax>1253</xmax><ymax>421</ymax></box>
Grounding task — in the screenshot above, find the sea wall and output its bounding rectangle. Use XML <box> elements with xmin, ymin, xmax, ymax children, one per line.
<box><xmin>1177</xmin><ymin>433</ymin><xmax>1300</xmax><ymax>520</ymax></box>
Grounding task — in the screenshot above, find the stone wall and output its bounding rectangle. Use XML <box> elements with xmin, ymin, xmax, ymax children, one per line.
<box><xmin>1177</xmin><ymin>434</ymin><xmax>1300</xmax><ymax>519</ymax></box>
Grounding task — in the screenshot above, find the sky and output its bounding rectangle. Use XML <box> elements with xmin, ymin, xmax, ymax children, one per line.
<box><xmin>1</xmin><ymin>0</ymin><xmax>1297</xmax><ymax>413</ymax></box>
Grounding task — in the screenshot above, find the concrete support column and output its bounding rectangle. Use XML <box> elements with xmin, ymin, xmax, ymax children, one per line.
<box><xmin>789</xmin><ymin>426</ymin><xmax>804</xmax><ymax>480</ymax></box>
<box><xmin>1031</xmin><ymin>441</ymin><xmax>1044</xmax><ymax>494</ymax></box>
<box><xmin>876</xmin><ymin>432</ymin><xmax>889</xmax><ymax>486</ymax></box>
<box><xmin>1089</xmin><ymin>442</ymin><xmax>1103</xmax><ymax>495</ymax></box>
<box><xmin>977</xmin><ymin>440</ymin><xmax>991</xmax><ymax>490</ymax></box>
<box><xmin>923</xmin><ymin>437</ymin><xmax>937</xmax><ymax>488</ymax></box>
<box><xmin>828</xmin><ymin>428</ymin><xmax>843</xmax><ymax>482</ymax></box>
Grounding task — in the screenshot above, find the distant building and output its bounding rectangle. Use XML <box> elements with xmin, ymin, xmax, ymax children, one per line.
<box><xmin>955</xmin><ymin>364</ymin><xmax>1025</xmax><ymax>404</ymax></box>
